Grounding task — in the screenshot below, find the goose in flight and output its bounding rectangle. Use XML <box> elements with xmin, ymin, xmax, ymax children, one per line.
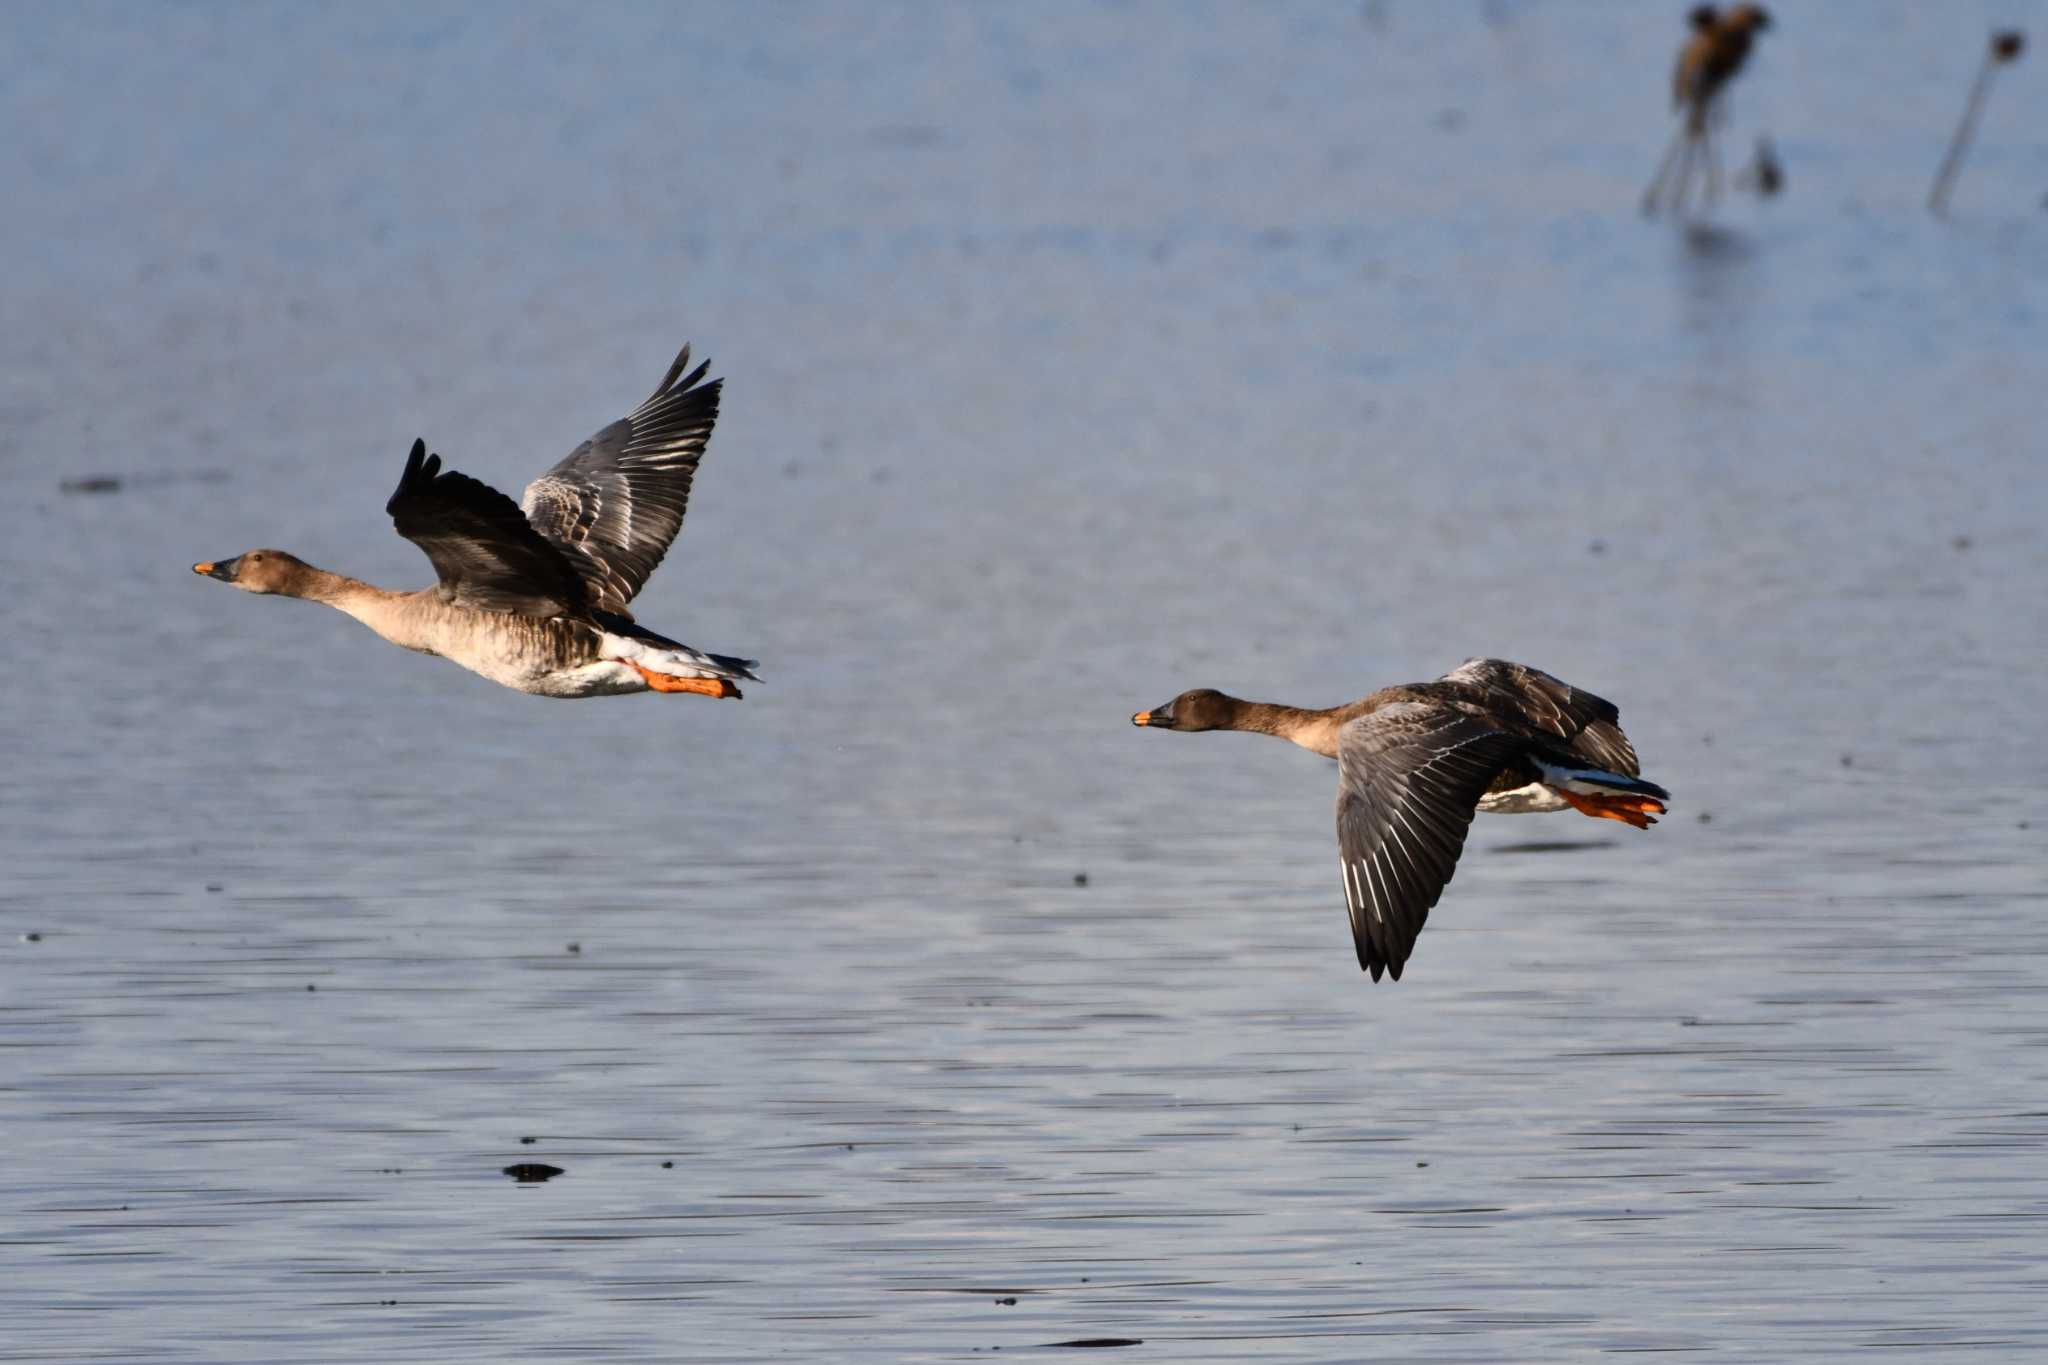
<box><xmin>194</xmin><ymin>344</ymin><xmax>758</xmax><ymax>700</ymax></box>
<box><xmin>1133</xmin><ymin>659</ymin><xmax>1669</xmax><ymax>981</ymax></box>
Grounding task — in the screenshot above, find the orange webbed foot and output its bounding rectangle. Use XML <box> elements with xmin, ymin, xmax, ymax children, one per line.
<box><xmin>1555</xmin><ymin>788</ymin><xmax>1665</xmax><ymax>830</ymax></box>
<box><xmin>622</xmin><ymin>661</ymin><xmax>741</xmax><ymax>699</ymax></box>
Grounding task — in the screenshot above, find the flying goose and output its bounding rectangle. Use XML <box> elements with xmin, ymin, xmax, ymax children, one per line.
<box><xmin>194</xmin><ymin>344</ymin><xmax>759</xmax><ymax>700</ymax></box>
<box><xmin>1132</xmin><ymin>659</ymin><xmax>1670</xmax><ymax>981</ymax></box>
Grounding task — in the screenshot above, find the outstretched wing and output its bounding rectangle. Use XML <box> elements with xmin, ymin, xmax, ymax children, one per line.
<box><xmin>386</xmin><ymin>439</ymin><xmax>588</xmax><ymax>616</ymax></box>
<box><xmin>1336</xmin><ymin>703</ymin><xmax>1517</xmax><ymax>982</ymax></box>
<box><xmin>520</xmin><ymin>345</ymin><xmax>723</xmax><ymax>617</ymax></box>
<box><xmin>1438</xmin><ymin>658</ymin><xmax>1641</xmax><ymax>776</ymax></box>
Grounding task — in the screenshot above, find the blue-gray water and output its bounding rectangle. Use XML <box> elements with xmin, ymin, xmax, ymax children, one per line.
<box><xmin>4</xmin><ymin>3</ymin><xmax>2046</xmax><ymax>1360</ymax></box>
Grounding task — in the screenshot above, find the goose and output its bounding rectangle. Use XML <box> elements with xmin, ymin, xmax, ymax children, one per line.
<box><xmin>194</xmin><ymin>344</ymin><xmax>759</xmax><ymax>700</ymax></box>
<box><xmin>1642</xmin><ymin>4</ymin><xmax>1773</xmax><ymax>216</ymax></box>
<box><xmin>1132</xmin><ymin>659</ymin><xmax>1670</xmax><ymax>981</ymax></box>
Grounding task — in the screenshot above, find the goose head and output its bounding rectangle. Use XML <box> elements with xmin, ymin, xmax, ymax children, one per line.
<box><xmin>192</xmin><ymin>548</ymin><xmax>317</xmax><ymax>596</ymax></box>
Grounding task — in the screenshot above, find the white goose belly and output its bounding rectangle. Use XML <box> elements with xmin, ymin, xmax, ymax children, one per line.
<box><xmin>1476</xmin><ymin>782</ymin><xmax>1569</xmax><ymax>814</ymax></box>
<box><xmin>408</xmin><ymin>618</ymin><xmax>649</xmax><ymax>698</ymax></box>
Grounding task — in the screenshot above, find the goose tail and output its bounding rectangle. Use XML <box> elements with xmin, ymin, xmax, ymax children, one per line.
<box><xmin>1535</xmin><ymin>759</ymin><xmax>1670</xmax><ymax>830</ymax></box>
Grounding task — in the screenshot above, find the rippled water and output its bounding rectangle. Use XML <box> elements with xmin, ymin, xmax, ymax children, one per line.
<box><xmin>5</xmin><ymin>3</ymin><xmax>2046</xmax><ymax>1360</ymax></box>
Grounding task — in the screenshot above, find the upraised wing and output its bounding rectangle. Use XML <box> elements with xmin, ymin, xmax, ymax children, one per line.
<box><xmin>520</xmin><ymin>345</ymin><xmax>722</xmax><ymax>617</ymax></box>
<box><xmin>1437</xmin><ymin>658</ymin><xmax>1641</xmax><ymax>777</ymax></box>
<box><xmin>386</xmin><ymin>439</ymin><xmax>589</xmax><ymax>616</ymax></box>
<box><xmin>1336</xmin><ymin>703</ymin><xmax>1516</xmax><ymax>982</ymax></box>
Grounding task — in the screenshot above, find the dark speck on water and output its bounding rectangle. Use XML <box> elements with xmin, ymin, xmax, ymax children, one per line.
<box><xmin>59</xmin><ymin>476</ymin><xmax>122</xmax><ymax>494</ymax></box>
<box><xmin>1045</xmin><ymin>1341</ymin><xmax>1145</xmax><ymax>1350</ymax></box>
<box><xmin>503</xmin><ymin>1163</ymin><xmax>565</xmax><ymax>1184</ymax></box>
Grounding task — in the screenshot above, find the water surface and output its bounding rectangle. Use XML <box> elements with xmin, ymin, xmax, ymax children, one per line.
<box><xmin>4</xmin><ymin>3</ymin><xmax>2046</xmax><ymax>1360</ymax></box>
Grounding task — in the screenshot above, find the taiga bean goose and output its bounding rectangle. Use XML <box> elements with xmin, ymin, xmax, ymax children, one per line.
<box><xmin>1132</xmin><ymin>659</ymin><xmax>1670</xmax><ymax>982</ymax></box>
<box><xmin>194</xmin><ymin>344</ymin><xmax>759</xmax><ymax>699</ymax></box>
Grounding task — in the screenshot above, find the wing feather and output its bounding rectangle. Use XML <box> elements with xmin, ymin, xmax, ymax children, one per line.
<box><xmin>385</xmin><ymin>439</ymin><xmax>588</xmax><ymax>616</ymax></box>
<box><xmin>520</xmin><ymin>344</ymin><xmax>723</xmax><ymax>615</ymax></box>
<box><xmin>1336</xmin><ymin>703</ymin><xmax>1517</xmax><ymax>982</ymax></box>
<box><xmin>1437</xmin><ymin>658</ymin><xmax>1641</xmax><ymax>776</ymax></box>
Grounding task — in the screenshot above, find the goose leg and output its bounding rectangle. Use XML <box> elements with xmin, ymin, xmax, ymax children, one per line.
<box><xmin>620</xmin><ymin>660</ymin><xmax>741</xmax><ymax>698</ymax></box>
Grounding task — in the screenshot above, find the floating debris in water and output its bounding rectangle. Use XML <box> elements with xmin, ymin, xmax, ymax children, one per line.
<box><xmin>21</xmin><ymin>932</ymin><xmax>42</xmax><ymax>943</ymax></box>
<box><xmin>60</xmin><ymin>469</ymin><xmax>230</xmax><ymax>494</ymax></box>
<box><xmin>1072</xmin><ymin>872</ymin><xmax>1088</xmax><ymax>887</ymax></box>
<box><xmin>565</xmin><ymin>941</ymin><xmax>581</xmax><ymax>954</ymax></box>
<box><xmin>519</xmin><ymin>1135</ymin><xmax>538</xmax><ymax>1145</ymax></box>
<box><xmin>1042</xmin><ymin>1341</ymin><xmax>1144</xmax><ymax>1350</ymax></box>
<box><xmin>503</xmin><ymin>1163</ymin><xmax>565</xmax><ymax>1183</ymax></box>
<box><xmin>205</xmin><ymin>883</ymin><xmax>224</xmax><ymax>893</ymax></box>
<box><xmin>1952</xmin><ymin>534</ymin><xmax>1973</xmax><ymax>551</ymax></box>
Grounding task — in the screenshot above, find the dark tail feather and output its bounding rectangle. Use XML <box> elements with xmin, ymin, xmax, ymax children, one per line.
<box><xmin>708</xmin><ymin>652</ymin><xmax>762</xmax><ymax>682</ymax></box>
<box><xmin>1580</xmin><ymin>770</ymin><xmax>1670</xmax><ymax>802</ymax></box>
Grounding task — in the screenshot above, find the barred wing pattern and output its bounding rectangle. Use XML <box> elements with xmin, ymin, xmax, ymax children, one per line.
<box><xmin>386</xmin><ymin>439</ymin><xmax>589</xmax><ymax>617</ymax></box>
<box><xmin>1335</xmin><ymin>704</ymin><xmax>1517</xmax><ymax>982</ymax></box>
<box><xmin>1438</xmin><ymin>658</ymin><xmax>1640</xmax><ymax>777</ymax></box>
<box><xmin>521</xmin><ymin>346</ymin><xmax>723</xmax><ymax>617</ymax></box>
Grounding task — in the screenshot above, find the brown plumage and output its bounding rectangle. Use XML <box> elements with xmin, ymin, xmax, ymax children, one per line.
<box><xmin>1644</xmin><ymin>5</ymin><xmax>1773</xmax><ymax>216</ymax></box>
<box><xmin>1132</xmin><ymin>660</ymin><xmax>1670</xmax><ymax>983</ymax></box>
<box><xmin>194</xmin><ymin>344</ymin><xmax>758</xmax><ymax>700</ymax></box>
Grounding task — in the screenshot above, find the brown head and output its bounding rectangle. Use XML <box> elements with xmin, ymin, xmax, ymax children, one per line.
<box><xmin>191</xmin><ymin>549</ymin><xmax>320</xmax><ymax>596</ymax></box>
<box><xmin>1131</xmin><ymin>688</ymin><xmax>1244</xmax><ymax>733</ymax></box>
